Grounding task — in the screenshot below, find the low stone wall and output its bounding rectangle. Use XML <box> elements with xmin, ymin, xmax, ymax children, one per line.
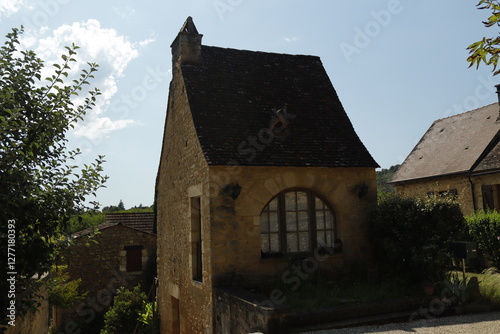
<box><xmin>214</xmin><ymin>286</ymin><xmax>430</xmax><ymax>334</ymax></box>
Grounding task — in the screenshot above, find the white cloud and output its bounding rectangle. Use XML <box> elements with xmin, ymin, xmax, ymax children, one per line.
<box><xmin>19</xmin><ymin>19</ymin><xmax>153</xmax><ymax>140</ymax></box>
<box><xmin>73</xmin><ymin>116</ymin><xmax>135</xmax><ymax>140</ymax></box>
<box><xmin>139</xmin><ymin>36</ymin><xmax>156</xmax><ymax>47</ymax></box>
<box><xmin>113</xmin><ymin>6</ymin><xmax>136</xmax><ymax>20</ymax></box>
<box><xmin>282</xmin><ymin>36</ymin><xmax>298</xmax><ymax>43</ymax></box>
<box><xmin>0</xmin><ymin>0</ymin><xmax>24</xmax><ymax>17</ymax></box>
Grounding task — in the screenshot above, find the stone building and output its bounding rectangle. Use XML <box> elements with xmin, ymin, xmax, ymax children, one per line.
<box><xmin>391</xmin><ymin>102</ymin><xmax>500</xmax><ymax>215</ymax></box>
<box><xmin>156</xmin><ymin>17</ymin><xmax>379</xmax><ymax>333</ymax></box>
<box><xmin>57</xmin><ymin>222</ymin><xmax>156</xmax><ymax>331</ymax></box>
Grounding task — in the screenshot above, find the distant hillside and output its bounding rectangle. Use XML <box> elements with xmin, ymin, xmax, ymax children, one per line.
<box><xmin>376</xmin><ymin>164</ymin><xmax>400</xmax><ymax>194</ymax></box>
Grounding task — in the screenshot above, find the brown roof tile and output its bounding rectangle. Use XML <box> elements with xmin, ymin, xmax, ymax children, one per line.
<box><xmin>181</xmin><ymin>45</ymin><xmax>378</xmax><ymax>168</ymax></box>
<box><xmin>105</xmin><ymin>213</ymin><xmax>155</xmax><ymax>234</ymax></box>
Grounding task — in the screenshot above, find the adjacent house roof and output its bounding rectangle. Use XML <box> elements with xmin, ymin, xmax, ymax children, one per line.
<box><xmin>105</xmin><ymin>212</ymin><xmax>155</xmax><ymax>234</ymax></box>
<box><xmin>176</xmin><ymin>19</ymin><xmax>378</xmax><ymax>168</ymax></box>
<box><xmin>392</xmin><ymin>103</ymin><xmax>500</xmax><ymax>183</ymax></box>
<box><xmin>72</xmin><ymin>221</ymin><xmax>155</xmax><ymax>239</ymax></box>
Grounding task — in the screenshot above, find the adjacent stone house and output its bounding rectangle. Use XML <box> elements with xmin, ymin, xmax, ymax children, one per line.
<box><xmin>156</xmin><ymin>17</ymin><xmax>379</xmax><ymax>333</ymax></box>
<box><xmin>391</xmin><ymin>101</ymin><xmax>500</xmax><ymax>215</ymax></box>
<box><xmin>57</xmin><ymin>222</ymin><xmax>156</xmax><ymax>330</ymax></box>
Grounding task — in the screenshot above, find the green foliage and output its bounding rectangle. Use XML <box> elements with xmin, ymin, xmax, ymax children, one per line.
<box><xmin>66</xmin><ymin>210</ymin><xmax>106</xmax><ymax>233</ymax></box>
<box><xmin>376</xmin><ymin>164</ymin><xmax>400</xmax><ymax>194</ymax></box>
<box><xmin>47</xmin><ymin>266</ymin><xmax>86</xmax><ymax>309</ymax></box>
<box><xmin>101</xmin><ymin>285</ymin><xmax>149</xmax><ymax>334</ymax></box>
<box><xmin>465</xmin><ymin>210</ymin><xmax>500</xmax><ymax>267</ymax></box>
<box><xmin>138</xmin><ymin>301</ymin><xmax>157</xmax><ymax>333</ymax></box>
<box><xmin>467</xmin><ymin>1</ymin><xmax>500</xmax><ymax>75</ymax></box>
<box><xmin>0</xmin><ymin>27</ymin><xmax>107</xmax><ymax>322</ymax></box>
<box><xmin>369</xmin><ymin>195</ymin><xmax>467</xmax><ymax>283</ymax></box>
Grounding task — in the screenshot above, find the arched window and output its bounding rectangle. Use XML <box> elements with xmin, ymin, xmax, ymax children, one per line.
<box><xmin>260</xmin><ymin>190</ymin><xmax>336</xmax><ymax>257</ymax></box>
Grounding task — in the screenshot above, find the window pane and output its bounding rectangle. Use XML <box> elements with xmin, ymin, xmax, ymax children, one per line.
<box><xmin>326</xmin><ymin>231</ymin><xmax>333</xmax><ymax>247</ymax></box>
<box><xmin>286</xmin><ymin>212</ymin><xmax>297</xmax><ymax>231</ymax></box>
<box><xmin>269</xmin><ymin>212</ymin><xmax>279</xmax><ymax>232</ymax></box>
<box><xmin>315</xmin><ymin>197</ymin><xmax>324</xmax><ymax>210</ymax></box>
<box><xmin>298</xmin><ymin>211</ymin><xmax>308</xmax><ymax>230</ymax></box>
<box><xmin>269</xmin><ymin>198</ymin><xmax>278</xmax><ymax>211</ymax></box>
<box><xmin>317</xmin><ymin>231</ymin><xmax>325</xmax><ymax>244</ymax></box>
<box><xmin>270</xmin><ymin>234</ymin><xmax>280</xmax><ymax>252</ymax></box>
<box><xmin>299</xmin><ymin>232</ymin><xmax>310</xmax><ymax>252</ymax></box>
<box><xmin>285</xmin><ymin>192</ymin><xmax>296</xmax><ymax>211</ymax></box>
<box><xmin>260</xmin><ymin>214</ymin><xmax>269</xmax><ymax>233</ymax></box>
<box><xmin>287</xmin><ymin>233</ymin><xmax>298</xmax><ymax>253</ymax></box>
<box><xmin>261</xmin><ymin>235</ymin><xmax>269</xmax><ymax>252</ymax></box>
<box><xmin>316</xmin><ymin>210</ymin><xmax>325</xmax><ymax>230</ymax></box>
<box><xmin>297</xmin><ymin>192</ymin><xmax>308</xmax><ymax>210</ymax></box>
<box><xmin>325</xmin><ymin>211</ymin><xmax>334</xmax><ymax>229</ymax></box>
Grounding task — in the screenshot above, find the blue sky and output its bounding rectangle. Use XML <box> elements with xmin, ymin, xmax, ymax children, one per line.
<box><xmin>1</xmin><ymin>0</ymin><xmax>497</xmax><ymax>208</ymax></box>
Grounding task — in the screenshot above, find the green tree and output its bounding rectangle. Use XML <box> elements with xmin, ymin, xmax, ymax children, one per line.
<box><xmin>0</xmin><ymin>27</ymin><xmax>107</xmax><ymax>323</ymax></box>
<box><xmin>467</xmin><ymin>0</ymin><xmax>500</xmax><ymax>75</ymax></box>
<box><xmin>376</xmin><ymin>164</ymin><xmax>400</xmax><ymax>194</ymax></box>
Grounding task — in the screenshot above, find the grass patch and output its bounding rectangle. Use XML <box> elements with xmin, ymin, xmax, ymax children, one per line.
<box><xmin>279</xmin><ymin>277</ymin><xmax>420</xmax><ymax>310</ymax></box>
<box><xmin>465</xmin><ymin>269</ymin><xmax>500</xmax><ymax>303</ymax></box>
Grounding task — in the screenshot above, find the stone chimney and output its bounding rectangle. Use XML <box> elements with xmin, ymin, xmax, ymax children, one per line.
<box><xmin>171</xmin><ymin>17</ymin><xmax>203</xmax><ymax>68</ymax></box>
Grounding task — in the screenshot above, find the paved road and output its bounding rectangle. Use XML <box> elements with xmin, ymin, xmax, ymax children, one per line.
<box><xmin>300</xmin><ymin>311</ymin><xmax>500</xmax><ymax>334</ymax></box>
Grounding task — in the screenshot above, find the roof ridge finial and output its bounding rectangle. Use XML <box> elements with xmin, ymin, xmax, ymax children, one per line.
<box><xmin>181</xmin><ymin>16</ymin><xmax>199</xmax><ymax>35</ymax></box>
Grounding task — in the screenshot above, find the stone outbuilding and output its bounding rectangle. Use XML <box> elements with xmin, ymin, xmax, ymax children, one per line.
<box><xmin>391</xmin><ymin>101</ymin><xmax>500</xmax><ymax>215</ymax></box>
<box><xmin>57</xmin><ymin>222</ymin><xmax>156</xmax><ymax>331</ymax></box>
<box><xmin>156</xmin><ymin>17</ymin><xmax>379</xmax><ymax>333</ymax></box>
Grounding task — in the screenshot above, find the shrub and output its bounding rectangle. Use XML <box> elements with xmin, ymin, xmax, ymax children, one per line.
<box><xmin>369</xmin><ymin>195</ymin><xmax>466</xmax><ymax>283</ymax></box>
<box><xmin>47</xmin><ymin>266</ymin><xmax>86</xmax><ymax>309</ymax></box>
<box><xmin>101</xmin><ymin>285</ymin><xmax>148</xmax><ymax>334</ymax></box>
<box><xmin>465</xmin><ymin>210</ymin><xmax>500</xmax><ymax>267</ymax></box>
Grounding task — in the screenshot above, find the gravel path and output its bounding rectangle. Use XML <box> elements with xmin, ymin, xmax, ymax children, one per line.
<box><xmin>299</xmin><ymin>311</ymin><xmax>500</xmax><ymax>334</ymax></box>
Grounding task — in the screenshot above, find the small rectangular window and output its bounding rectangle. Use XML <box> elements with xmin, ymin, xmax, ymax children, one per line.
<box><xmin>190</xmin><ymin>197</ymin><xmax>202</xmax><ymax>281</ymax></box>
<box><xmin>125</xmin><ymin>246</ymin><xmax>143</xmax><ymax>272</ymax></box>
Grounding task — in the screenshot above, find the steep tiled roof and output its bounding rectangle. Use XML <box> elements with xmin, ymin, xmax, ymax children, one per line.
<box><xmin>105</xmin><ymin>212</ymin><xmax>155</xmax><ymax>234</ymax></box>
<box><xmin>180</xmin><ymin>46</ymin><xmax>378</xmax><ymax>168</ymax></box>
<box><xmin>392</xmin><ymin>103</ymin><xmax>500</xmax><ymax>183</ymax></box>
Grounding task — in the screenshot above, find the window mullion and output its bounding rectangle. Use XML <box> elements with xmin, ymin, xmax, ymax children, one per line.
<box><xmin>308</xmin><ymin>192</ymin><xmax>316</xmax><ymax>251</ymax></box>
<box><xmin>278</xmin><ymin>194</ymin><xmax>286</xmax><ymax>253</ymax></box>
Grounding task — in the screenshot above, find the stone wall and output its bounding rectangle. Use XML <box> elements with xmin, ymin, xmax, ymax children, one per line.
<box><xmin>209</xmin><ymin>165</ymin><xmax>377</xmax><ymax>287</ymax></box>
<box><xmin>156</xmin><ymin>64</ymin><xmax>212</xmax><ymax>334</ymax></box>
<box><xmin>394</xmin><ymin>172</ymin><xmax>500</xmax><ymax>215</ymax></box>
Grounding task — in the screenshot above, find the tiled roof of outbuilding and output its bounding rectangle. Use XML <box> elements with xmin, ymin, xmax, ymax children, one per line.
<box><xmin>105</xmin><ymin>212</ymin><xmax>155</xmax><ymax>234</ymax></box>
<box><xmin>180</xmin><ymin>45</ymin><xmax>378</xmax><ymax>168</ymax></box>
<box><xmin>392</xmin><ymin>103</ymin><xmax>500</xmax><ymax>183</ymax></box>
